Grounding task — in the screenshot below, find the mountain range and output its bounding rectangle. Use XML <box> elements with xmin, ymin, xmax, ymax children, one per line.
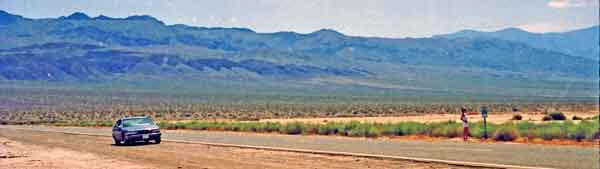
<box><xmin>437</xmin><ymin>26</ymin><xmax>599</xmax><ymax>60</ymax></box>
<box><xmin>0</xmin><ymin>10</ymin><xmax>597</xmax><ymax>100</ymax></box>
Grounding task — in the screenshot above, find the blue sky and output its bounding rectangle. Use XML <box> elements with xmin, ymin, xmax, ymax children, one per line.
<box><xmin>0</xmin><ymin>0</ymin><xmax>597</xmax><ymax>38</ymax></box>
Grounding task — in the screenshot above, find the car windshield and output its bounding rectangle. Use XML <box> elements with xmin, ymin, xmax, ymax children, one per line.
<box><xmin>122</xmin><ymin>118</ymin><xmax>154</xmax><ymax>127</ymax></box>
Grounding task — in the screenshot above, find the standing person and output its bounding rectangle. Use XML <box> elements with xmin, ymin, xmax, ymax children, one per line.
<box><xmin>460</xmin><ymin>107</ymin><xmax>469</xmax><ymax>141</ymax></box>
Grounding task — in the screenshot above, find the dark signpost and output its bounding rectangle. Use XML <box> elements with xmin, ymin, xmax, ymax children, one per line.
<box><xmin>480</xmin><ymin>106</ymin><xmax>488</xmax><ymax>139</ymax></box>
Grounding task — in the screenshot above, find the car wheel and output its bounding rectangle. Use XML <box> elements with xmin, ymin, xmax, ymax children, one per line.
<box><xmin>113</xmin><ymin>136</ymin><xmax>121</xmax><ymax>145</ymax></box>
<box><xmin>155</xmin><ymin>137</ymin><xmax>161</xmax><ymax>144</ymax></box>
<box><xmin>121</xmin><ymin>133</ymin><xmax>128</xmax><ymax>145</ymax></box>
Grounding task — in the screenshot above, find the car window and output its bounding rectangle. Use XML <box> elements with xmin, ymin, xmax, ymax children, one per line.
<box><xmin>114</xmin><ymin>120</ymin><xmax>121</xmax><ymax>127</ymax></box>
<box><xmin>122</xmin><ymin>118</ymin><xmax>154</xmax><ymax>127</ymax></box>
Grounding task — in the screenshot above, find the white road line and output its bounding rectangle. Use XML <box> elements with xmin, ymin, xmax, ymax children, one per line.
<box><xmin>1</xmin><ymin>126</ymin><xmax>555</xmax><ymax>169</ymax></box>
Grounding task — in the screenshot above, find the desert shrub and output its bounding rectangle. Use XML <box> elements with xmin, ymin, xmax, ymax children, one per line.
<box><xmin>586</xmin><ymin>115</ymin><xmax>600</xmax><ymax>121</ymax></box>
<box><xmin>430</xmin><ymin>121</ymin><xmax>462</xmax><ymax>138</ymax></box>
<box><xmin>468</xmin><ymin>122</ymin><xmax>498</xmax><ymax>139</ymax></box>
<box><xmin>100</xmin><ymin>121</ymin><xmax>114</xmax><ymax>127</ymax></box>
<box><xmin>262</xmin><ymin>122</ymin><xmax>282</xmax><ymax>132</ymax></box>
<box><xmin>467</xmin><ymin>123</ymin><xmax>484</xmax><ymax>138</ymax></box>
<box><xmin>237</xmin><ymin>122</ymin><xmax>257</xmax><ymax>132</ymax></box>
<box><xmin>236</xmin><ymin>116</ymin><xmax>260</xmax><ymax>121</ymax></box>
<box><xmin>280</xmin><ymin>122</ymin><xmax>304</xmax><ymax>135</ymax></box>
<box><xmin>74</xmin><ymin>121</ymin><xmax>113</xmax><ymax>127</ymax></box>
<box><xmin>157</xmin><ymin>121</ymin><xmax>175</xmax><ymax>129</ymax></box>
<box><xmin>398</xmin><ymin>122</ymin><xmax>430</xmax><ymax>135</ymax></box>
<box><xmin>347</xmin><ymin>125</ymin><xmax>381</xmax><ymax>137</ymax></box>
<box><xmin>346</xmin><ymin>127</ymin><xmax>363</xmax><ymax>137</ymax></box>
<box><xmin>493</xmin><ymin>125</ymin><xmax>520</xmax><ymax>141</ymax></box>
<box><xmin>548</xmin><ymin>112</ymin><xmax>566</xmax><ymax>121</ymax></box>
<box><xmin>568</xmin><ymin>120</ymin><xmax>598</xmax><ymax>141</ymax></box>
<box><xmin>54</xmin><ymin>113</ymin><xmax>599</xmax><ymax>141</ymax></box>
<box><xmin>174</xmin><ymin>122</ymin><xmax>188</xmax><ymax>129</ymax></box>
<box><xmin>226</xmin><ymin>122</ymin><xmax>253</xmax><ymax>132</ymax></box>
<box><xmin>221</xmin><ymin>122</ymin><xmax>238</xmax><ymax>131</ymax></box>
<box><xmin>380</xmin><ymin>122</ymin><xmax>427</xmax><ymax>136</ymax></box>
<box><xmin>302</xmin><ymin>123</ymin><xmax>319</xmax><ymax>134</ymax></box>
<box><xmin>365</xmin><ymin>126</ymin><xmax>382</xmax><ymax>137</ymax></box>
<box><xmin>572</xmin><ymin>116</ymin><xmax>583</xmax><ymax>120</ymax></box>
<box><xmin>534</xmin><ymin>123</ymin><xmax>565</xmax><ymax>140</ymax></box>
<box><xmin>317</xmin><ymin>122</ymin><xmax>342</xmax><ymax>135</ymax></box>
<box><xmin>568</xmin><ymin>125</ymin><xmax>587</xmax><ymax>141</ymax></box>
<box><xmin>334</xmin><ymin>121</ymin><xmax>363</xmax><ymax>136</ymax></box>
<box><xmin>78</xmin><ymin>121</ymin><xmax>96</xmax><ymax>127</ymax></box>
<box><xmin>511</xmin><ymin>114</ymin><xmax>522</xmax><ymax>120</ymax></box>
<box><xmin>381</xmin><ymin>123</ymin><xmax>400</xmax><ymax>136</ymax></box>
<box><xmin>515</xmin><ymin>121</ymin><xmax>536</xmax><ymax>138</ymax></box>
<box><xmin>186</xmin><ymin>121</ymin><xmax>212</xmax><ymax>130</ymax></box>
<box><xmin>542</xmin><ymin>116</ymin><xmax>553</xmax><ymax>121</ymax></box>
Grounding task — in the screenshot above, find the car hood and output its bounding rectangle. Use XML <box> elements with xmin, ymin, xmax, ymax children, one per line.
<box><xmin>122</xmin><ymin>124</ymin><xmax>159</xmax><ymax>131</ymax></box>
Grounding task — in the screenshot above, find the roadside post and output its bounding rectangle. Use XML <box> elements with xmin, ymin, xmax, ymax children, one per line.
<box><xmin>480</xmin><ymin>106</ymin><xmax>488</xmax><ymax>139</ymax></box>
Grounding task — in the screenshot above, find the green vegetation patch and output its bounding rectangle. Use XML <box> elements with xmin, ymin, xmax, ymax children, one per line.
<box><xmin>62</xmin><ymin>118</ymin><xmax>600</xmax><ymax>141</ymax></box>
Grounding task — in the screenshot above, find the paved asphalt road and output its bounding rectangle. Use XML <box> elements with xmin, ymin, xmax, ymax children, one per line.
<box><xmin>1</xmin><ymin>125</ymin><xmax>597</xmax><ymax>169</ymax></box>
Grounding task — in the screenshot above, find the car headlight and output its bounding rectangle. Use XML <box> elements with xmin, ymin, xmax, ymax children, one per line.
<box><xmin>151</xmin><ymin>129</ymin><xmax>160</xmax><ymax>133</ymax></box>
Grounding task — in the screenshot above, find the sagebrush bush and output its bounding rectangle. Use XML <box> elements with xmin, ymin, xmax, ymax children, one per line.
<box><xmin>468</xmin><ymin>122</ymin><xmax>497</xmax><ymax>139</ymax></box>
<box><xmin>381</xmin><ymin>124</ymin><xmax>400</xmax><ymax>136</ymax></box>
<box><xmin>548</xmin><ymin>112</ymin><xmax>566</xmax><ymax>121</ymax></box>
<box><xmin>399</xmin><ymin>122</ymin><xmax>429</xmax><ymax>135</ymax></box>
<box><xmin>535</xmin><ymin>124</ymin><xmax>564</xmax><ymax>140</ymax></box>
<box><xmin>366</xmin><ymin>126</ymin><xmax>382</xmax><ymax>137</ymax></box>
<box><xmin>280</xmin><ymin>122</ymin><xmax>304</xmax><ymax>135</ymax></box>
<box><xmin>174</xmin><ymin>122</ymin><xmax>188</xmax><ymax>129</ymax></box>
<box><xmin>515</xmin><ymin>121</ymin><xmax>535</xmax><ymax>138</ymax></box>
<box><xmin>493</xmin><ymin>125</ymin><xmax>520</xmax><ymax>141</ymax></box>
<box><xmin>572</xmin><ymin>116</ymin><xmax>583</xmax><ymax>120</ymax></box>
<box><xmin>157</xmin><ymin>121</ymin><xmax>175</xmax><ymax>129</ymax></box>
<box><xmin>430</xmin><ymin>121</ymin><xmax>461</xmax><ymax>138</ymax></box>
<box><xmin>542</xmin><ymin>116</ymin><xmax>553</xmax><ymax>121</ymax></box>
<box><xmin>511</xmin><ymin>114</ymin><xmax>522</xmax><ymax>120</ymax></box>
<box><xmin>63</xmin><ymin>117</ymin><xmax>599</xmax><ymax>141</ymax></box>
<box><xmin>317</xmin><ymin>122</ymin><xmax>343</xmax><ymax>135</ymax></box>
<box><xmin>262</xmin><ymin>122</ymin><xmax>282</xmax><ymax>132</ymax></box>
<box><xmin>75</xmin><ymin>121</ymin><xmax>113</xmax><ymax>127</ymax></box>
<box><xmin>347</xmin><ymin>125</ymin><xmax>381</xmax><ymax>137</ymax></box>
<box><xmin>380</xmin><ymin>122</ymin><xmax>428</xmax><ymax>136</ymax></box>
<box><xmin>569</xmin><ymin>120</ymin><xmax>598</xmax><ymax>141</ymax></box>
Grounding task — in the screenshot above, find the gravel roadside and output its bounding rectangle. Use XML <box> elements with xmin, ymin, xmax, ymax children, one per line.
<box><xmin>0</xmin><ymin>128</ymin><xmax>473</xmax><ymax>169</ymax></box>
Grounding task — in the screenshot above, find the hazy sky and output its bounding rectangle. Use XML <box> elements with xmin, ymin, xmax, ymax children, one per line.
<box><xmin>0</xmin><ymin>0</ymin><xmax>597</xmax><ymax>38</ymax></box>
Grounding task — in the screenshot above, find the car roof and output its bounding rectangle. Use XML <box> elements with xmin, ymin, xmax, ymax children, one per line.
<box><xmin>120</xmin><ymin>116</ymin><xmax>151</xmax><ymax>120</ymax></box>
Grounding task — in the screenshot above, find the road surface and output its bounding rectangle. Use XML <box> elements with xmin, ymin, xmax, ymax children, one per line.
<box><xmin>1</xmin><ymin>128</ymin><xmax>472</xmax><ymax>169</ymax></box>
<box><xmin>0</xmin><ymin>125</ymin><xmax>597</xmax><ymax>169</ymax></box>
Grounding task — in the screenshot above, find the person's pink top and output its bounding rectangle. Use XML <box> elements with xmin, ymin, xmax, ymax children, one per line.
<box><xmin>461</xmin><ymin>114</ymin><xmax>468</xmax><ymax>127</ymax></box>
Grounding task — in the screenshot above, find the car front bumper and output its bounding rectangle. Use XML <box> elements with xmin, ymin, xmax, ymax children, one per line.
<box><xmin>124</xmin><ymin>133</ymin><xmax>161</xmax><ymax>141</ymax></box>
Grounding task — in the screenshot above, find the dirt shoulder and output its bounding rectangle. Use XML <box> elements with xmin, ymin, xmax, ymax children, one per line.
<box><xmin>0</xmin><ymin>136</ymin><xmax>150</xmax><ymax>169</ymax></box>
<box><xmin>0</xmin><ymin>128</ymin><xmax>474</xmax><ymax>169</ymax></box>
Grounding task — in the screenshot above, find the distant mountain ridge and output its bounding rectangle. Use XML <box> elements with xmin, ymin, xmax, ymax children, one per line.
<box><xmin>0</xmin><ymin>10</ymin><xmax>597</xmax><ymax>98</ymax></box>
<box><xmin>437</xmin><ymin>26</ymin><xmax>599</xmax><ymax>59</ymax></box>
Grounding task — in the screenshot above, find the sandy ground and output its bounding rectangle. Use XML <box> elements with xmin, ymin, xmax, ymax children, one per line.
<box><xmin>0</xmin><ymin>129</ymin><xmax>473</xmax><ymax>169</ymax></box>
<box><xmin>258</xmin><ymin>111</ymin><xmax>597</xmax><ymax>124</ymax></box>
<box><xmin>0</xmin><ymin>137</ymin><xmax>149</xmax><ymax>169</ymax></box>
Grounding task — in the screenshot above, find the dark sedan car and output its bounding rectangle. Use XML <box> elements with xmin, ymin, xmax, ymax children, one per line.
<box><xmin>112</xmin><ymin>116</ymin><xmax>161</xmax><ymax>145</ymax></box>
